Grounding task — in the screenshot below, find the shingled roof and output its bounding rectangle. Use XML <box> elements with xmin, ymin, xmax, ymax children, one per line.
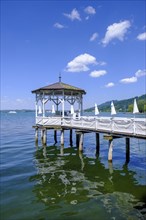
<box><xmin>32</xmin><ymin>81</ymin><xmax>86</xmax><ymax>95</ymax></box>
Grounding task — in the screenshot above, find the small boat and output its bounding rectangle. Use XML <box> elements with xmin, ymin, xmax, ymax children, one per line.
<box><xmin>8</xmin><ymin>111</ymin><xmax>17</xmax><ymax>114</ymax></box>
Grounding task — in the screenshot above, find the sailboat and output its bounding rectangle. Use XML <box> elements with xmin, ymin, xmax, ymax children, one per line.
<box><xmin>133</xmin><ymin>98</ymin><xmax>139</xmax><ymax>114</ymax></box>
<box><xmin>38</xmin><ymin>106</ymin><xmax>42</xmax><ymax>114</ymax></box>
<box><xmin>111</xmin><ymin>101</ymin><xmax>116</xmax><ymax>115</ymax></box>
<box><xmin>52</xmin><ymin>105</ymin><xmax>55</xmax><ymax>114</ymax></box>
<box><xmin>95</xmin><ymin>103</ymin><xmax>99</xmax><ymax>115</ymax></box>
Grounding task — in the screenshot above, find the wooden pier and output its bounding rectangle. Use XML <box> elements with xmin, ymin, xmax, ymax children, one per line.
<box><xmin>32</xmin><ymin>78</ymin><xmax>146</xmax><ymax>163</ymax></box>
<box><xmin>33</xmin><ymin>115</ymin><xmax>146</xmax><ymax>162</ymax></box>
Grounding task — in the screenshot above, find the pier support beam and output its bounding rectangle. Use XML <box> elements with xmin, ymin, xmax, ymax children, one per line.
<box><xmin>96</xmin><ymin>133</ymin><xmax>100</xmax><ymax>156</ymax></box>
<box><xmin>76</xmin><ymin>133</ymin><xmax>80</xmax><ymax>148</ymax></box>
<box><xmin>79</xmin><ymin>133</ymin><xmax>84</xmax><ymax>152</ymax></box>
<box><xmin>126</xmin><ymin>137</ymin><xmax>130</xmax><ymax>163</ymax></box>
<box><xmin>61</xmin><ymin>129</ymin><xmax>64</xmax><ymax>145</ymax></box>
<box><xmin>41</xmin><ymin>129</ymin><xmax>43</xmax><ymax>142</ymax></box>
<box><xmin>108</xmin><ymin>139</ymin><xmax>113</xmax><ymax>162</ymax></box>
<box><xmin>35</xmin><ymin>128</ymin><xmax>38</xmax><ymax>144</ymax></box>
<box><xmin>60</xmin><ymin>145</ymin><xmax>64</xmax><ymax>156</ymax></box>
<box><xmin>54</xmin><ymin>130</ymin><xmax>57</xmax><ymax>144</ymax></box>
<box><xmin>42</xmin><ymin>129</ymin><xmax>47</xmax><ymax>145</ymax></box>
<box><xmin>70</xmin><ymin>129</ymin><xmax>73</xmax><ymax>146</ymax></box>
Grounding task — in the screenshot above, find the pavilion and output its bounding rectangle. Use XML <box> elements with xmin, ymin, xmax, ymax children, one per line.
<box><xmin>31</xmin><ymin>76</ymin><xmax>86</xmax><ymax>118</ymax></box>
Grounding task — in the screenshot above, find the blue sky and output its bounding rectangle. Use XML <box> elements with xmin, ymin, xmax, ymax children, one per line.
<box><xmin>1</xmin><ymin>0</ymin><xmax>146</xmax><ymax>110</ymax></box>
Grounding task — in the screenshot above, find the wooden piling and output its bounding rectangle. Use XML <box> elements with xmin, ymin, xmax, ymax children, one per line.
<box><xmin>60</xmin><ymin>144</ymin><xmax>64</xmax><ymax>155</ymax></box>
<box><xmin>41</xmin><ymin>129</ymin><xmax>43</xmax><ymax>141</ymax></box>
<box><xmin>61</xmin><ymin>129</ymin><xmax>64</xmax><ymax>145</ymax></box>
<box><xmin>43</xmin><ymin>129</ymin><xmax>47</xmax><ymax>145</ymax></box>
<box><xmin>76</xmin><ymin>133</ymin><xmax>80</xmax><ymax>148</ymax></box>
<box><xmin>54</xmin><ymin>130</ymin><xmax>57</xmax><ymax>144</ymax></box>
<box><xmin>79</xmin><ymin>133</ymin><xmax>84</xmax><ymax>151</ymax></box>
<box><xmin>96</xmin><ymin>133</ymin><xmax>100</xmax><ymax>156</ymax></box>
<box><xmin>70</xmin><ymin>129</ymin><xmax>73</xmax><ymax>146</ymax></box>
<box><xmin>108</xmin><ymin>139</ymin><xmax>113</xmax><ymax>162</ymax></box>
<box><xmin>126</xmin><ymin>137</ymin><xmax>130</xmax><ymax>163</ymax></box>
<box><xmin>35</xmin><ymin>128</ymin><xmax>38</xmax><ymax>143</ymax></box>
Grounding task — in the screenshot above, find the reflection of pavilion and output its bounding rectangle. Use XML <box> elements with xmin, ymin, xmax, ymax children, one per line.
<box><xmin>30</xmin><ymin>146</ymin><xmax>146</xmax><ymax>218</ymax></box>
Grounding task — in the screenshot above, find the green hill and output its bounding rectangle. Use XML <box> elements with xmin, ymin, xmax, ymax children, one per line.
<box><xmin>85</xmin><ymin>94</ymin><xmax>146</xmax><ymax>113</ymax></box>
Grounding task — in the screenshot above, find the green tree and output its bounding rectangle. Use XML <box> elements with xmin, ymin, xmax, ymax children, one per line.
<box><xmin>128</xmin><ymin>104</ymin><xmax>133</xmax><ymax>112</ymax></box>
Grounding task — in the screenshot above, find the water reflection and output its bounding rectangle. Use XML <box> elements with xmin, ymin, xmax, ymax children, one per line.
<box><xmin>30</xmin><ymin>145</ymin><xmax>146</xmax><ymax>219</ymax></box>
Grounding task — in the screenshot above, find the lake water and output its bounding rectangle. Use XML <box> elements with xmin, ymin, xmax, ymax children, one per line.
<box><xmin>0</xmin><ymin>111</ymin><xmax>146</xmax><ymax>220</ymax></box>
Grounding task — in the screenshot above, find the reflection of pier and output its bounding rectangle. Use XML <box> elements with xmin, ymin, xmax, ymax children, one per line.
<box><xmin>32</xmin><ymin>78</ymin><xmax>146</xmax><ymax>162</ymax></box>
<box><xmin>30</xmin><ymin>146</ymin><xmax>146</xmax><ymax>218</ymax></box>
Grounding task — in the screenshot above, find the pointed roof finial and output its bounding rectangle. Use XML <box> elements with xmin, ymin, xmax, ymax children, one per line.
<box><xmin>59</xmin><ymin>73</ymin><xmax>61</xmax><ymax>83</ymax></box>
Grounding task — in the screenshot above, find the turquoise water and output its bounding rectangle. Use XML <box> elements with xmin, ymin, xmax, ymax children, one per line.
<box><xmin>0</xmin><ymin>111</ymin><xmax>146</xmax><ymax>220</ymax></box>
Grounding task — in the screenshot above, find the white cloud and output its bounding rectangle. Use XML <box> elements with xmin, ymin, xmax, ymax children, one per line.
<box><xmin>120</xmin><ymin>76</ymin><xmax>137</xmax><ymax>84</ymax></box>
<box><xmin>63</xmin><ymin>8</ymin><xmax>81</xmax><ymax>21</ymax></box>
<box><xmin>90</xmin><ymin>32</ymin><xmax>98</xmax><ymax>41</ymax></box>
<box><xmin>66</xmin><ymin>53</ymin><xmax>97</xmax><ymax>72</ymax></box>
<box><xmin>90</xmin><ymin>70</ymin><xmax>107</xmax><ymax>78</ymax></box>
<box><xmin>54</xmin><ymin>23</ymin><xmax>65</xmax><ymax>29</ymax></box>
<box><xmin>102</xmin><ymin>20</ymin><xmax>131</xmax><ymax>46</ymax></box>
<box><xmin>135</xmin><ymin>69</ymin><xmax>146</xmax><ymax>77</ymax></box>
<box><xmin>105</xmin><ymin>82</ymin><xmax>115</xmax><ymax>88</ymax></box>
<box><xmin>137</xmin><ymin>32</ymin><xmax>146</xmax><ymax>41</ymax></box>
<box><xmin>84</xmin><ymin>6</ymin><xmax>96</xmax><ymax>15</ymax></box>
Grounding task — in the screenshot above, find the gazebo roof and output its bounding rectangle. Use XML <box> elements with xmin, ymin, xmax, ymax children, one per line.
<box><xmin>32</xmin><ymin>81</ymin><xmax>86</xmax><ymax>95</ymax></box>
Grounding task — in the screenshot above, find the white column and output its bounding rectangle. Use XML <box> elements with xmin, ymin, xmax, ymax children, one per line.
<box><xmin>62</xmin><ymin>91</ymin><xmax>65</xmax><ymax>117</ymax></box>
<box><xmin>42</xmin><ymin>93</ymin><xmax>45</xmax><ymax>117</ymax></box>
<box><xmin>35</xmin><ymin>94</ymin><xmax>38</xmax><ymax>118</ymax></box>
<box><xmin>78</xmin><ymin>96</ymin><xmax>81</xmax><ymax>118</ymax></box>
<box><xmin>80</xmin><ymin>95</ymin><xmax>83</xmax><ymax>116</ymax></box>
<box><xmin>35</xmin><ymin>101</ymin><xmax>38</xmax><ymax>117</ymax></box>
<box><xmin>62</xmin><ymin>100</ymin><xmax>64</xmax><ymax>117</ymax></box>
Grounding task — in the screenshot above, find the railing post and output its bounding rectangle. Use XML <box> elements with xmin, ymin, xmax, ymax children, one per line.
<box><xmin>111</xmin><ymin>117</ymin><xmax>113</xmax><ymax>132</ymax></box>
<box><xmin>95</xmin><ymin>117</ymin><xmax>97</xmax><ymax>130</ymax></box>
<box><xmin>133</xmin><ymin>118</ymin><xmax>136</xmax><ymax>134</ymax></box>
<box><xmin>81</xmin><ymin>116</ymin><xmax>83</xmax><ymax>127</ymax></box>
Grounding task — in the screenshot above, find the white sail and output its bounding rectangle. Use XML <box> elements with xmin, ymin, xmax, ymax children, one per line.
<box><xmin>71</xmin><ymin>105</ymin><xmax>74</xmax><ymax>114</ymax></box>
<box><xmin>38</xmin><ymin>105</ymin><xmax>42</xmax><ymax>114</ymax></box>
<box><xmin>111</xmin><ymin>101</ymin><xmax>116</xmax><ymax>115</ymax></box>
<box><xmin>52</xmin><ymin>104</ymin><xmax>55</xmax><ymax>114</ymax></box>
<box><xmin>133</xmin><ymin>99</ymin><xmax>139</xmax><ymax>114</ymax></box>
<box><xmin>95</xmin><ymin>103</ymin><xmax>99</xmax><ymax>115</ymax></box>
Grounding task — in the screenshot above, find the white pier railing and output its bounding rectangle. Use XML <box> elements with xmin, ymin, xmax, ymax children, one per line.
<box><xmin>36</xmin><ymin>116</ymin><xmax>146</xmax><ymax>137</ymax></box>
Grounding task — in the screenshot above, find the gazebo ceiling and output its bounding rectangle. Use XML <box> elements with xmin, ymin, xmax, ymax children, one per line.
<box><xmin>32</xmin><ymin>81</ymin><xmax>86</xmax><ymax>95</ymax></box>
